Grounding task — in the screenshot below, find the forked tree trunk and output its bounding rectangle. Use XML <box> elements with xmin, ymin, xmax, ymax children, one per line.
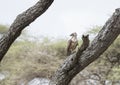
<box><xmin>0</xmin><ymin>0</ymin><xmax>54</xmax><ymax>61</ymax></box>
<box><xmin>49</xmin><ymin>8</ymin><xmax>120</xmax><ymax>85</ymax></box>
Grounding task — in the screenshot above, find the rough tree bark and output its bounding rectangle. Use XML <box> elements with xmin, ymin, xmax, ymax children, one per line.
<box><xmin>0</xmin><ymin>0</ymin><xmax>54</xmax><ymax>61</ymax></box>
<box><xmin>49</xmin><ymin>8</ymin><xmax>120</xmax><ymax>85</ymax></box>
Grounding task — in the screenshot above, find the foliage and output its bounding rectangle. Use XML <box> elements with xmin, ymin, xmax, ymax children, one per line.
<box><xmin>87</xmin><ymin>26</ymin><xmax>101</xmax><ymax>35</ymax></box>
<box><xmin>0</xmin><ymin>24</ymin><xmax>8</xmax><ymax>34</ymax></box>
<box><xmin>0</xmin><ymin>25</ymin><xmax>119</xmax><ymax>85</ymax></box>
<box><xmin>0</xmin><ymin>38</ymin><xmax>67</xmax><ymax>85</ymax></box>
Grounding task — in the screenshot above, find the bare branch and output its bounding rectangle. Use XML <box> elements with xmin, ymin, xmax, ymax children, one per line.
<box><xmin>0</xmin><ymin>0</ymin><xmax>54</xmax><ymax>61</ymax></box>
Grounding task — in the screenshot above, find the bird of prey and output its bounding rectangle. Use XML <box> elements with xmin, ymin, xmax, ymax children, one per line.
<box><xmin>66</xmin><ymin>32</ymin><xmax>78</xmax><ymax>56</ymax></box>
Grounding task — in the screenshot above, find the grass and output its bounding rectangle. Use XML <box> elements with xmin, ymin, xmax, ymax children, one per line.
<box><xmin>0</xmin><ymin>39</ymin><xmax>66</xmax><ymax>85</ymax></box>
<box><xmin>0</xmin><ymin>36</ymin><xmax>120</xmax><ymax>85</ymax></box>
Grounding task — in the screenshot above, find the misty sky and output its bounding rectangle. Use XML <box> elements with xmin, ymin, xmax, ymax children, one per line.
<box><xmin>0</xmin><ymin>0</ymin><xmax>120</xmax><ymax>38</ymax></box>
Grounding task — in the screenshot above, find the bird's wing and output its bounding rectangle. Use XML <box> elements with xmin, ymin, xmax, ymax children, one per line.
<box><xmin>72</xmin><ymin>40</ymin><xmax>78</xmax><ymax>50</ymax></box>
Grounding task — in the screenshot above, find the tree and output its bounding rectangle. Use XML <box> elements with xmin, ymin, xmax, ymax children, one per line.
<box><xmin>0</xmin><ymin>0</ymin><xmax>54</xmax><ymax>61</ymax></box>
<box><xmin>49</xmin><ymin>9</ymin><xmax>120</xmax><ymax>85</ymax></box>
<box><xmin>70</xmin><ymin>36</ymin><xmax>120</xmax><ymax>85</ymax></box>
<box><xmin>67</xmin><ymin>27</ymin><xmax>120</xmax><ymax>85</ymax></box>
<box><xmin>0</xmin><ymin>0</ymin><xmax>119</xmax><ymax>85</ymax></box>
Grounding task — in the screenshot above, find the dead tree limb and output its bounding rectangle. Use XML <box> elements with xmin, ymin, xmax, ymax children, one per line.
<box><xmin>49</xmin><ymin>8</ymin><xmax>120</xmax><ymax>85</ymax></box>
<box><xmin>0</xmin><ymin>0</ymin><xmax>54</xmax><ymax>61</ymax></box>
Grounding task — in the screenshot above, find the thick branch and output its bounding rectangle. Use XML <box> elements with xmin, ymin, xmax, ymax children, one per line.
<box><xmin>0</xmin><ymin>0</ymin><xmax>54</xmax><ymax>61</ymax></box>
<box><xmin>50</xmin><ymin>8</ymin><xmax>120</xmax><ymax>85</ymax></box>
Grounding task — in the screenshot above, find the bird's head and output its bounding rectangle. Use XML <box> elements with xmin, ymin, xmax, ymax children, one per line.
<box><xmin>70</xmin><ymin>32</ymin><xmax>77</xmax><ymax>37</ymax></box>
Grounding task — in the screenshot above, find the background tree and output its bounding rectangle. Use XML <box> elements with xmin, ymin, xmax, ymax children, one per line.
<box><xmin>0</xmin><ymin>25</ymin><xmax>8</xmax><ymax>36</ymax></box>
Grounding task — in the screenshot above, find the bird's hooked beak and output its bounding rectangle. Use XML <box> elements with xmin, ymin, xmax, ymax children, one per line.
<box><xmin>70</xmin><ymin>32</ymin><xmax>77</xmax><ymax>37</ymax></box>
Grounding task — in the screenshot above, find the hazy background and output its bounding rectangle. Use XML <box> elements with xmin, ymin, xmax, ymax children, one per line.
<box><xmin>0</xmin><ymin>0</ymin><xmax>120</xmax><ymax>38</ymax></box>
